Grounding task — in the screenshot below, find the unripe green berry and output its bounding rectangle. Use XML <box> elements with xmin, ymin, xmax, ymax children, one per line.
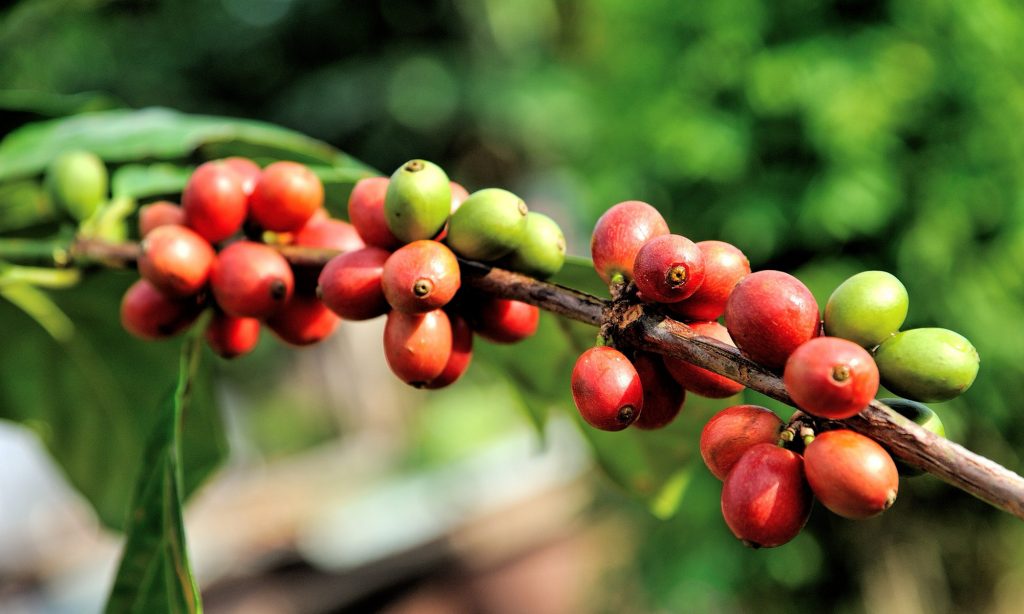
<box><xmin>46</xmin><ymin>150</ymin><xmax>108</xmax><ymax>221</ymax></box>
<box><xmin>874</xmin><ymin>328</ymin><xmax>979</xmax><ymax>402</ymax></box>
<box><xmin>384</xmin><ymin>159</ymin><xmax>451</xmax><ymax>243</ymax></box>
<box><xmin>499</xmin><ymin>212</ymin><xmax>566</xmax><ymax>279</ymax></box>
<box><xmin>446</xmin><ymin>188</ymin><xmax>528</xmax><ymax>261</ymax></box>
<box><xmin>824</xmin><ymin>271</ymin><xmax>908</xmax><ymax>348</ymax></box>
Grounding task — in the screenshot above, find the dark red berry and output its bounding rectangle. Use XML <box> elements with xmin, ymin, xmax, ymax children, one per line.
<box><xmin>669</xmin><ymin>240</ymin><xmax>750</xmax><ymax>321</ymax></box>
<box><xmin>590</xmin><ymin>201</ymin><xmax>669</xmax><ymax>285</ymax></box>
<box><xmin>632</xmin><ymin>234</ymin><xmax>706</xmax><ymax>303</ymax></box>
<box><xmin>383</xmin><ymin>309</ymin><xmax>453</xmax><ymax>387</ymax></box>
<box><xmin>700</xmin><ymin>405</ymin><xmax>784</xmax><ymax>480</ymax></box>
<box><xmin>220</xmin><ymin>157</ymin><xmax>261</xmax><ymax>196</ymax></box>
<box><xmin>317</xmin><ymin>247</ymin><xmax>391</xmax><ymax>321</ymax></box>
<box><xmin>784</xmin><ymin>337</ymin><xmax>879</xmax><ymax>420</ymax></box>
<box><xmin>721</xmin><ymin>443</ymin><xmax>811</xmax><ymax>548</ymax></box>
<box><xmin>570</xmin><ymin>346</ymin><xmax>643</xmax><ymax>431</ymax></box>
<box><xmin>182</xmin><ymin>161</ymin><xmax>248</xmax><ymax>243</ymax></box>
<box><xmin>467</xmin><ymin>296</ymin><xmax>539</xmax><ymax>344</ymax></box>
<box><xmin>382</xmin><ymin>240</ymin><xmax>461</xmax><ymax>313</ymax></box>
<box><xmin>804</xmin><ymin>429</ymin><xmax>898</xmax><ymax>519</ymax></box>
<box><xmin>120</xmin><ymin>279</ymin><xmax>201</xmax><ymax>340</ymax></box>
<box><xmin>138</xmin><ymin>224</ymin><xmax>215</xmax><ymax>297</ymax></box>
<box><xmin>348</xmin><ymin>176</ymin><xmax>401</xmax><ymax>249</ymax></box>
<box><xmin>266</xmin><ymin>294</ymin><xmax>340</xmax><ymax>346</ymax></box>
<box><xmin>632</xmin><ymin>352</ymin><xmax>685</xmax><ymax>430</ymax></box>
<box><xmin>725</xmin><ymin>270</ymin><xmax>820</xmax><ymax>370</ymax></box>
<box><xmin>205</xmin><ymin>311</ymin><xmax>260</xmax><ymax>359</ymax></box>
<box><xmin>138</xmin><ymin>201</ymin><xmax>185</xmax><ymax>237</ymax></box>
<box><xmin>424</xmin><ymin>312</ymin><xmax>473</xmax><ymax>389</ymax></box>
<box><xmin>662</xmin><ymin>321</ymin><xmax>745</xmax><ymax>398</ymax></box>
<box><xmin>210</xmin><ymin>241</ymin><xmax>294</xmax><ymax>319</ymax></box>
<box><xmin>249</xmin><ymin>161</ymin><xmax>324</xmax><ymax>232</ymax></box>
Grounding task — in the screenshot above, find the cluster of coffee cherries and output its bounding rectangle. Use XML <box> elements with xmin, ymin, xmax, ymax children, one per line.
<box><xmin>569</xmin><ymin>200</ymin><xmax>979</xmax><ymax>548</ymax></box>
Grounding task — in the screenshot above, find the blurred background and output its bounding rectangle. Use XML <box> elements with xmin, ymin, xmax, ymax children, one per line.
<box><xmin>2</xmin><ymin>0</ymin><xmax>1024</xmax><ymax>612</ymax></box>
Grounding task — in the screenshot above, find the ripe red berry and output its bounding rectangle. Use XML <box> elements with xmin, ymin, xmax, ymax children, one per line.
<box><xmin>700</xmin><ymin>405</ymin><xmax>784</xmax><ymax>480</ymax></box>
<box><xmin>383</xmin><ymin>309</ymin><xmax>453</xmax><ymax>387</ymax></box>
<box><xmin>138</xmin><ymin>224</ymin><xmax>216</xmax><ymax>297</ymax></box>
<box><xmin>266</xmin><ymin>294</ymin><xmax>341</xmax><ymax>346</ymax></box>
<box><xmin>210</xmin><ymin>241</ymin><xmax>294</xmax><ymax>319</ymax></box>
<box><xmin>784</xmin><ymin>337</ymin><xmax>879</xmax><ymax>419</ymax></box>
<box><xmin>632</xmin><ymin>234</ymin><xmax>706</xmax><ymax>303</ymax></box>
<box><xmin>669</xmin><ymin>240</ymin><xmax>750</xmax><ymax>321</ymax></box>
<box><xmin>590</xmin><ymin>200</ymin><xmax>670</xmax><ymax>285</ymax></box>
<box><xmin>182</xmin><ymin>161</ymin><xmax>248</xmax><ymax>243</ymax></box>
<box><xmin>220</xmin><ymin>157</ymin><xmax>261</xmax><ymax>196</ymax></box>
<box><xmin>662</xmin><ymin>321</ymin><xmax>745</xmax><ymax>398</ymax></box>
<box><xmin>631</xmin><ymin>352</ymin><xmax>685</xmax><ymax>430</ymax></box>
<box><xmin>724</xmin><ymin>270</ymin><xmax>820</xmax><ymax>370</ymax></box>
<box><xmin>721</xmin><ymin>443</ymin><xmax>812</xmax><ymax>548</ymax></box>
<box><xmin>571</xmin><ymin>346</ymin><xmax>643</xmax><ymax>431</ymax></box>
<box><xmin>381</xmin><ymin>240</ymin><xmax>461</xmax><ymax>313</ymax></box>
<box><xmin>804</xmin><ymin>429</ymin><xmax>898</xmax><ymax>519</ymax></box>
<box><xmin>205</xmin><ymin>311</ymin><xmax>260</xmax><ymax>359</ymax></box>
<box><xmin>467</xmin><ymin>296</ymin><xmax>539</xmax><ymax>344</ymax></box>
<box><xmin>291</xmin><ymin>217</ymin><xmax>365</xmax><ymax>253</ymax></box>
<box><xmin>120</xmin><ymin>279</ymin><xmax>201</xmax><ymax>340</ymax></box>
<box><xmin>249</xmin><ymin>161</ymin><xmax>324</xmax><ymax>232</ymax></box>
<box><xmin>348</xmin><ymin>176</ymin><xmax>401</xmax><ymax>249</ymax></box>
<box><xmin>424</xmin><ymin>312</ymin><xmax>474</xmax><ymax>389</ymax></box>
<box><xmin>138</xmin><ymin>201</ymin><xmax>185</xmax><ymax>237</ymax></box>
<box><xmin>317</xmin><ymin>247</ymin><xmax>391</xmax><ymax>321</ymax></box>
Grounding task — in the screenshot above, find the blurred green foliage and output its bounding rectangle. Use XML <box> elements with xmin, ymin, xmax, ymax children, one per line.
<box><xmin>4</xmin><ymin>0</ymin><xmax>1024</xmax><ymax>612</ymax></box>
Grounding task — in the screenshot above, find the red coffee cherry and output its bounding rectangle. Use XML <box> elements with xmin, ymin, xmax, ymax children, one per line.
<box><xmin>631</xmin><ymin>352</ymin><xmax>685</xmax><ymax>430</ymax></box>
<box><xmin>721</xmin><ymin>443</ymin><xmax>812</xmax><ymax>548</ymax></box>
<box><xmin>317</xmin><ymin>247</ymin><xmax>391</xmax><ymax>321</ymax></box>
<box><xmin>571</xmin><ymin>346</ymin><xmax>643</xmax><ymax>431</ymax></box>
<box><xmin>138</xmin><ymin>201</ymin><xmax>185</xmax><ymax>237</ymax></box>
<box><xmin>700</xmin><ymin>405</ymin><xmax>784</xmax><ymax>480</ymax></box>
<box><xmin>784</xmin><ymin>337</ymin><xmax>879</xmax><ymax>419</ymax></box>
<box><xmin>467</xmin><ymin>296</ymin><xmax>539</xmax><ymax>344</ymax></box>
<box><xmin>383</xmin><ymin>309</ymin><xmax>453</xmax><ymax>387</ymax></box>
<box><xmin>120</xmin><ymin>279</ymin><xmax>201</xmax><ymax>340</ymax></box>
<box><xmin>669</xmin><ymin>240</ymin><xmax>750</xmax><ymax>321</ymax></box>
<box><xmin>292</xmin><ymin>217</ymin><xmax>365</xmax><ymax>253</ymax></box>
<box><xmin>138</xmin><ymin>224</ymin><xmax>216</xmax><ymax>297</ymax></box>
<box><xmin>725</xmin><ymin>270</ymin><xmax>820</xmax><ymax>370</ymax></box>
<box><xmin>249</xmin><ymin>161</ymin><xmax>324</xmax><ymax>232</ymax></box>
<box><xmin>424</xmin><ymin>312</ymin><xmax>474</xmax><ymax>389</ymax></box>
<box><xmin>266</xmin><ymin>294</ymin><xmax>340</xmax><ymax>346</ymax></box>
<box><xmin>210</xmin><ymin>241</ymin><xmax>294</xmax><ymax>318</ymax></box>
<box><xmin>804</xmin><ymin>429</ymin><xmax>898</xmax><ymax>519</ymax></box>
<box><xmin>632</xmin><ymin>234</ymin><xmax>706</xmax><ymax>303</ymax></box>
<box><xmin>348</xmin><ymin>176</ymin><xmax>401</xmax><ymax>249</ymax></box>
<box><xmin>220</xmin><ymin>157</ymin><xmax>261</xmax><ymax>196</ymax></box>
<box><xmin>590</xmin><ymin>200</ymin><xmax>670</xmax><ymax>285</ymax></box>
<box><xmin>662</xmin><ymin>321</ymin><xmax>745</xmax><ymax>398</ymax></box>
<box><xmin>381</xmin><ymin>240</ymin><xmax>461</xmax><ymax>313</ymax></box>
<box><xmin>205</xmin><ymin>311</ymin><xmax>260</xmax><ymax>359</ymax></box>
<box><xmin>182</xmin><ymin>161</ymin><xmax>248</xmax><ymax>243</ymax></box>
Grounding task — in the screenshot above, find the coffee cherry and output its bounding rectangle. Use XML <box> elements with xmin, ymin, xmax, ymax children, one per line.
<box><xmin>632</xmin><ymin>234</ymin><xmax>706</xmax><ymax>303</ymax></box>
<box><xmin>120</xmin><ymin>279</ymin><xmax>201</xmax><ymax>340</ymax></box>
<box><xmin>138</xmin><ymin>201</ymin><xmax>185</xmax><ymax>237</ymax></box>
<box><xmin>804</xmin><ymin>429</ymin><xmax>898</xmax><ymax>519</ymax></box>
<box><xmin>292</xmin><ymin>217</ymin><xmax>365</xmax><ymax>253</ymax></box>
<box><xmin>669</xmin><ymin>240</ymin><xmax>750</xmax><ymax>321</ymax></box>
<box><xmin>571</xmin><ymin>346</ymin><xmax>643</xmax><ymax>431</ymax></box>
<box><xmin>183</xmin><ymin>161</ymin><xmax>248</xmax><ymax>243</ymax></box>
<box><xmin>784</xmin><ymin>337</ymin><xmax>879</xmax><ymax>420</ymax></box>
<box><xmin>317</xmin><ymin>247</ymin><xmax>391</xmax><ymax>321</ymax></box>
<box><xmin>466</xmin><ymin>296</ymin><xmax>539</xmax><ymax>344</ymax></box>
<box><xmin>721</xmin><ymin>443</ymin><xmax>812</xmax><ymax>548</ymax></box>
<box><xmin>382</xmin><ymin>240</ymin><xmax>460</xmax><ymax>313</ymax></box>
<box><xmin>499</xmin><ymin>212</ymin><xmax>566</xmax><ymax>279</ymax></box>
<box><xmin>662</xmin><ymin>321</ymin><xmax>745</xmax><ymax>398</ymax></box>
<box><xmin>205</xmin><ymin>311</ymin><xmax>260</xmax><ymax>359</ymax></box>
<box><xmin>220</xmin><ymin>157</ymin><xmax>261</xmax><ymax>196</ymax></box>
<box><xmin>424</xmin><ymin>312</ymin><xmax>474</xmax><ymax>389</ymax></box>
<box><xmin>349</xmin><ymin>176</ymin><xmax>401</xmax><ymax>249</ymax></box>
<box><xmin>138</xmin><ymin>224</ymin><xmax>216</xmax><ymax>297</ymax></box>
<box><xmin>700</xmin><ymin>405</ymin><xmax>784</xmax><ymax>481</ymax></box>
<box><xmin>383</xmin><ymin>309</ymin><xmax>453</xmax><ymax>387</ymax></box>
<box><xmin>879</xmin><ymin>397</ymin><xmax>946</xmax><ymax>476</ymax></box>
<box><xmin>210</xmin><ymin>241</ymin><xmax>294</xmax><ymax>319</ymax></box>
<box><xmin>724</xmin><ymin>270</ymin><xmax>820</xmax><ymax>370</ymax></box>
<box><xmin>432</xmin><ymin>181</ymin><xmax>471</xmax><ymax>242</ymax></box>
<box><xmin>873</xmin><ymin>328</ymin><xmax>979</xmax><ymax>402</ymax></box>
<box><xmin>590</xmin><ymin>201</ymin><xmax>670</xmax><ymax>285</ymax></box>
<box><xmin>631</xmin><ymin>352</ymin><xmax>685</xmax><ymax>430</ymax></box>
<box><xmin>384</xmin><ymin>159</ymin><xmax>452</xmax><ymax>243</ymax></box>
<box><xmin>266</xmin><ymin>294</ymin><xmax>340</xmax><ymax>346</ymax></box>
<box><xmin>46</xmin><ymin>150</ymin><xmax>107</xmax><ymax>221</ymax></box>
<box><xmin>824</xmin><ymin>271</ymin><xmax>908</xmax><ymax>348</ymax></box>
<box><xmin>446</xmin><ymin>188</ymin><xmax>529</xmax><ymax>261</ymax></box>
<box><xmin>249</xmin><ymin>161</ymin><xmax>324</xmax><ymax>232</ymax></box>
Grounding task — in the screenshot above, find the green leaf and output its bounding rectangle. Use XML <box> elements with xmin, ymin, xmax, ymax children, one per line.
<box><xmin>0</xmin><ymin>282</ymin><xmax>75</xmax><ymax>342</ymax></box>
<box><xmin>103</xmin><ymin>335</ymin><xmax>204</xmax><ymax>614</ymax></box>
<box><xmin>112</xmin><ymin>163</ymin><xmax>192</xmax><ymax>201</ymax></box>
<box><xmin>0</xmin><ymin>179</ymin><xmax>56</xmax><ymax>232</ymax></box>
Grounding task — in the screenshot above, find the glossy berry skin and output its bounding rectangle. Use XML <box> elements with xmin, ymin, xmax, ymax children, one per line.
<box><xmin>804</xmin><ymin>429</ymin><xmax>898</xmax><ymax>519</ymax></box>
<box><xmin>432</xmin><ymin>182</ymin><xmax>471</xmax><ymax>242</ymax></box>
<box><xmin>467</xmin><ymin>296</ymin><xmax>540</xmax><ymax>344</ymax></box>
<box><xmin>662</xmin><ymin>321</ymin><xmax>745</xmax><ymax>398</ymax></box>
<box><xmin>700</xmin><ymin>405</ymin><xmax>784</xmax><ymax>481</ymax></box>
<box><xmin>382</xmin><ymin>240</ymin><xmax>461</xmax><ymax>314</ymax></box>
<box><xmin>210</xmin><ymin>241</ymin><xmax>294</xmax><ymax>319</ymax></box>
<box><xmin>205</xmin><ymin>312</ymin><xmax>260</xmax><ymax>359</ymax></box>
<box><xmin>445</xmin><ymin>188</ymin><xmax>529</xmax><ymax>261</ymax></box>
<box><xmin>721</xmin><ymin>443</ymin><xmax>812</xmax><ymax>549</ymax></box>
<box><xmin>266</xmin><ymin>294</ymin><xmax>340</xmax><ymax>346</ymax></box>
<box><xmin>873</xmin><ymin>328</ymin><xmax>979</xmax><ymax>403</ymax></box>
<box><xmin>784</xmin><ymin>336</ymin><xmax>879</xmax><ymax>420</ymax></box>
<box><xmin>571</xmin><ymin>346</ymin><xmax>643</xmax><ymax>431</ymax></box>
<box><xmin>670</xmin><ymin>241</ymin><xmax>750</xmax><ymax>321</ymax></box>
<box><xmin>138</xmin><ymin>201</ymin><xmax>185</xmax><ymax>237</ymax></box>
<box><xmin>824</xmin><ymin>271</ymin><xmax>908</xmax><ymax>348</ymax></box>
<box><xmin>317</xmin><ymin>247</ymin><xmax>391</xmax><ymax>321</ymax></box>
<box><xmin>220</xmin><ymin>157</ymin><xmax>261</xmax><ymax>196</ymax></box>
<box><xmin>292</xmin><ymin>218</ymin><xmax>365</xmax><ymax>253</ymax></box>
<box><xmin>424</xmin><ymin>312</ymin><xmax>474</xmax><ymax>389</ymax></box>
<box><xmin>120</xmin><ymin>279</ymin><xmax>201</xmax><ymax>340</ymax></box>
<box><xmin>590</xmin><ymin>201</ymin><xmax>670</xmax><ymax>285</ymax></box>
<box><xmin>383</xmin><ymin>309</ymin><xmax>453</xmax><ymax>387</ymax></box>
<box><xmin>632</xmin><ymin>234</ymin><xmax>706</xmax><ymax>303</ymax></box>
<box><xmin>249</xmin><ymin>161</ymin><xmax>324</xmax><ymax>232</ymax></box>
<box><xmin>182</xmin><ymin>161</ymin><xmax>248</xmax><ymax>243</ymax></box>
<box><xmin>725</xmin><ymin>270</ymin><xmax>820</xmax><ymax>370</ymax></box>
<box><xmin>384</xmin><ymin>159</ymin><xmax>452</xmax><ymax>243</ymax></box>
<box><xmin>631</xmin><ymin>352</ymin><xmax>685</xmax><ymax>430</ymax></box>
<box><xmin>138</xmin><ymin>224</ymin><xmax>216</xmax><ymax>297</ymax></box>
<box><xmin>349</xmin><ymin>176</ymin><xmax>401</xmax><ymax>249</ymax></box>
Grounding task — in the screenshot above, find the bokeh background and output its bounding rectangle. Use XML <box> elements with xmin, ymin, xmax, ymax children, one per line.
<box><xmin>2</xmin><ymin>0</ymin><xmax>1024</xmax><ymax>612</ymax></box>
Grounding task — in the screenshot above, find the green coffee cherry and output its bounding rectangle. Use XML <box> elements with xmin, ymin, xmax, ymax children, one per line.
<box><xmin>824</xmin><ymin>271</ymin><xmax>908</xmax><ymax>348</ymax></box>
<box><xmin>384</xmin><ymin>159</ymin><xmax>451</xmax><ymax>243</ymax></box>
<box><xmin>46</xmin><ymin>150</ymin><xmax>108</xmax><ymax>221</ymax></box>
<box><xmin>446</xmin><ymin>188</ymin><xmax>528</xmax><ymax>261</ymax></box>
<box><xmin>874</xmin><ymin>328</ymin><xmax>979</xmax><ymax>402</ymax></box>
<box><xmin>879</xmin><ymin>397</ymin><xmax>945</xmax><ymax>476</ymax></box>
<box><xmin>500</xmin><ymin>212</ymin><xmax>566</xmax><ymax>279</ymax></box>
